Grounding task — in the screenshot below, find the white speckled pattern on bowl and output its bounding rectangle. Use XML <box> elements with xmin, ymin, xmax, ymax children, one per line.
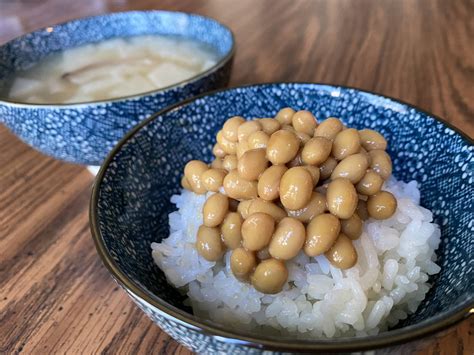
<box><xmin>91</xmin><ymin>83</ymin><xmax>473</xmax><ymax>353</ymax></box>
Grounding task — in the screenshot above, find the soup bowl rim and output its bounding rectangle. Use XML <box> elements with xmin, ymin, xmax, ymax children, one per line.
<box><xmin>0</xmin><ymin>10</ymin><xmax>236</xmax><ymax>108</ymax></box>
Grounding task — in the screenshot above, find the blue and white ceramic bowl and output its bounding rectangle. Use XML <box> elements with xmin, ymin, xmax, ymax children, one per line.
<box><xmin>90</xmin><ymin>83</ymin><xmax>473</xmax><ymax>353</ymax></box>
<box><xmin>0</xmin><ymin>11</ymin><xmax>234</xmax><ymax>165</ymax></box>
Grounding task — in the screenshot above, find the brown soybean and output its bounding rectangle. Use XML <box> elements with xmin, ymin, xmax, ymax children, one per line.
<box><xmin>216</xmin><ymin>130</ymin><xmax>237</xmax><ymax>155</ymax></box>
<box><xmin>359</xmin><ymin>129</ymin><xmax>387</xmax><ymax>151</ymax></box>
<box><xmin>257</xmin><ymin>248</ymin><xmax>270</xmax><ymax>260</ymax></box>
<box><xmin>223</xmin><ymin>155</ymin><xmax>238</xmax><ymax>171</ymax></box>
<box><xmin>326</xmin><ymin>178</ymin><xmax>358</xmax><ymax>219</ymax></box>
<box><xmin>304</xmin><ymin>213</ymin><xmax>341</xmax><ymax>256</ymax></box>
<box><xmin>279</xmin><ymin>167</ymin><xmax>313</xmax><ymax>210</ymax></box>
<box><xmin>222</xmin><ymin>116</ymin><xmax>245</xmax><ymax>142</ymax></box>
<box><xmin>281</xmin><ymin>124</ymin><xmax>296</xmax><ymax>133</ymax></box>
<box><xmin>238</xmin><ymin>120</ymin><xmax>262</xmax><ymax>142</ymax></box>
<box><xmin>196</xmin><ymin>225</ymin><xmax>225</xmax><ymax>261</ymax></box>
<box><xmin>356</xmin><ymin>199</ymin><xmax>369</xmax><ymax>220</ymax></box>
<box><xmin>266</xmin><ymin>130</ymin><xmax>300</xmax><ymax>164</ymax></box>
<box><xmin>221</xmin><ymin>212</ymin><xmax>243</xmax><ymax>249</ymax></box>
<box><xmin>212</xmin><ymin>143</ymin><xmax>226</xmax><ymax>158</ymax></box>
<box><xmin>203</xmin><ymin>193</ymin><xmax>229</xmax><ymax>227</ymax></box>
<box><xmin>248</xmin><ymin>131</ymin><xmax>270</xmax><ymax>149</ymax></box>
<box><xmin>248</xmin><ymin>198</ymin><xmax>287</xmax><ymax>221</ymax></box>
<box><xmin>237</xmin><ymin>199</ymin><xmax>252</xmax><ymax>219</ymax></box>
<box><xmin>295</xmin><ymin>131</ymin><xmax>311</xmax><ymax>145</ymax></box>
<box><xmin>301</xmin><ymin>137</ymin><xmax>332</xmax><ymax>165</ymax></box>
<box><xmin>229</xmin><ymin>198</ymin><xmax>240</xmax><ymax>212</ymax></box>
<box><xmin>184</xmin><ymin>160</ymin><xmax>208</xmax><ymax>194</ymax></box>
<box><xmin>251</xmin><ymin>258</ymin><xmax>288</xmax><ymax>294</ymax></box>
<box><xmin>259</xmin><ymin>118</ymin><xmax>281</xmax><ymax>135</ymax></box>
<box><xmin>369</xmin><ymin>149</ymin><xmax>393</xmax><ymax>179</ymax></box>
<box><xmin>231</xmin><ymin>248</ymin><xmax>257</xmax><ymax>279</ymax></box>
<box><xmin>275</xmin><ymin>107</ymin><xmax>295</xmax><ymax>125</ymax></box>
<box><xmin>258</xmin><ymin>165</ymin><xmax>288</xmax><ymax>201</ymax></box>
<box><xmin>325</xmin><ymin>234</ymin><xmax>357</xmax><ymax>269</ymax></box>
<box><xmin>331</xmin><ymin>153</ymin><xmax>369</xmax><ymax>183</ymax></box>
<box><xmin>211</xmin><ymin>158</ymin><xmax>225</xmax><ymax>170</ymax></box>
<box><xmin>238</xmin><ymin>149</ymin><xmax>269</xmax><ymax>180</ymax></box>
<box><xmin>223</xmin><ymin>170</ymin><xmax>258</xmax><ymax>200</ymax></box>
<box><xmin>303</xmin><ymin>165</ymin><xmax>320</xmax><ymax>186</ymax></box>
<box><xmin>201</xmin><ymin>169</ymin><xmax>226</xmax><ymax>192</ymax></box>
<box><xmin>292</xmin><ymin>110</ymin><xmax>317</xmax><ymax>135</ymax></box>
<box><xmin>319</xmin><ymin>157</ymin><xmax>338</xmax><ymax>180</ymax></box>
<box><xmin>367</xmin><ymin>191</ymin><xmax>397</xmax><ymax>219</ymax></box>
<box><xmin>241</xmin><ymin>212</ymin><xmax>275</xmax><ymax>251</ymax></box>
<box><xmin>181</xmin><ymin>176</ymin><xmax>192</xmax><ymax>190</ymax></box>
<box><xmin>356</xmin><ymin>170</ymin><xmax>384</xmax><ymax>195</ymax></box>
<box><xmin>287</xmin><ymin>149</ymin><xmax>303</xmax><ymax>168</ymax></box>
<box><xmin>236</xmin><ymin>140</ymin><xmax>251</xmax><ymax>159</ymax></box>
<box><xmin>287</xmin><ymin>192</ymin><xmax>326</xmax><ymax>223</ymax></box>
<box><xmin>341</xmin><ymin>213</ymin><xmax>363</xmax><ymax>240</ymax></box>
<box><xmin>269</xmin><ymin>217</ymin><xmax>306</xmax><ymax>260</ymax></box>
<box><xmin>314</xmin><ymin>117</ymin><xmax>343</xmax><ymax>141</ymax></box>
<box><xmin>332</xmin><ymin>128</ymin><xmax>361</xmax><ymax>160</ymax></box>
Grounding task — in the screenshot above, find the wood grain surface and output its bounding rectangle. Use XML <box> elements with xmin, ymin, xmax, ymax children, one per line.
<box><xmin>0</xmin><ymin>0</ymin><xmax>472</xmax><ymax>354</ymax></box>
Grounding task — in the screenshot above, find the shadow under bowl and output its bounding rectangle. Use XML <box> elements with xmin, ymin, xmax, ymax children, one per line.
<box><xmin>0</xmin><ymin>10</ymin><xmax>234</xmax><ymax>165</ymax></box>
<box><xmin>90</xmin><ymin>83</ymin><xmax>473</xmax><ymax>353</ymax></box>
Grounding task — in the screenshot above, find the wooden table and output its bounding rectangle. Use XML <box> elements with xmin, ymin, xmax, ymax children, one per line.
<box><xmin>1</xmin><ymin>0</ymin><xmax>472</xmax><ymax>353</ymax></box>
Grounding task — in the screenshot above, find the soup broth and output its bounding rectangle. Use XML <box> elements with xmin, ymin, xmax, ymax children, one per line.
<box><xmin>5</xmin><ymin>35</ymin><xmax>219</xmax><ymax>104</ymax></box>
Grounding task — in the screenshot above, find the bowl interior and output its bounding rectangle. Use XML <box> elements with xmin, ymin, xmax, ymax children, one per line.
<box><xmin>0</xmin><ymin>10</ymin><xmax>234</xmax><ymax>96</ymax></box>
<box><xmin>94</xmin><ymin>83</ymin><xmax>473</xmax><ymax>341</ymax></box>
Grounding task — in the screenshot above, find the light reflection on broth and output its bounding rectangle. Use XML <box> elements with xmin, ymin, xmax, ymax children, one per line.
<box><xmin>6</xmin><ymin>35</ymin><xmax>219</xmax><ymax>104</ymax></box>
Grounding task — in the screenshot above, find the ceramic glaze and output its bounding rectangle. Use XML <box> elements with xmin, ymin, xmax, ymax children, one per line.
<box><xmin>91</xmin><ymin>83</ymin><xmax>473</xmax><ymax>353</ymax></box>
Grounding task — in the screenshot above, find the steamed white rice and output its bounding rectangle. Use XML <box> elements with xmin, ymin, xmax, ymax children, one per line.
<box><xmin>151</xmin><ymin>177</ymin><xmax>441</xmax><ymax>338</ymax></box>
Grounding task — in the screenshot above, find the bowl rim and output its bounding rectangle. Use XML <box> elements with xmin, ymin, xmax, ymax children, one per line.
<box><xmin>0</xmin><ymin>10</ymin><xmax>235</xmax><ymax>108</ymax></box>
<box><xmin>90</xmin><ymin>82</ymin><xmax>473</xmax><ymax>352</ymax></box>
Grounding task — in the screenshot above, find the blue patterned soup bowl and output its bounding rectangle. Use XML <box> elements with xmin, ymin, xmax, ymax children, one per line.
<box><xmin>0</xmin><ymin>11</ymin><xmax>234</xmax><ymax>165</ymax></box>
<box><xmin>90</xmin><ymin>83</ymin><xmax>473</xmax><ymax>353</ymax></box>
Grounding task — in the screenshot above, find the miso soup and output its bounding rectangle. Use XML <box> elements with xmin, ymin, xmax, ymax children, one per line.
<box><xmin>5</xmin><ymin>35</ymin><xmax>219</xmax><ymax>104</ymax></box>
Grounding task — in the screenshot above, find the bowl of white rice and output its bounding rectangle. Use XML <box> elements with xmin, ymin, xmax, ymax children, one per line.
<box><xmin>90</xmin><ymin>83</ymin><xmax>473</xmax><ymax>353</ymax></box>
